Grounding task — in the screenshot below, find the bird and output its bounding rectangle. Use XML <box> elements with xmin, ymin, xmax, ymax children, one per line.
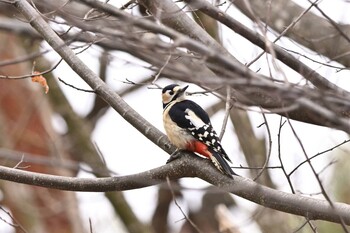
<box><xmin>162</xmin><ymin>84</ymin><xmax>236</xmax><ymax>176</ymax></box>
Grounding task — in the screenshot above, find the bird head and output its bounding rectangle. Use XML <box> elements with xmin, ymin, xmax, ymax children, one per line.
<box><xmin>162</xmin><ymin>84</ymin><xmax>188</xmax><ymax>109</ymax></box>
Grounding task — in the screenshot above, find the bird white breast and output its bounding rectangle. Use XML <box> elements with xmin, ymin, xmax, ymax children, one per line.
<box><xmin>163</xmin><ymin>103</ymin><xmax>194</xmax><ymax>149</ymax></box>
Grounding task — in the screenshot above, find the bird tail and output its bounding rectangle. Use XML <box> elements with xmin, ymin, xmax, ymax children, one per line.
<box><xmin>208</xmin><ymin>148</ymin><xmax>237</xmax><ymax>177</ymax></box>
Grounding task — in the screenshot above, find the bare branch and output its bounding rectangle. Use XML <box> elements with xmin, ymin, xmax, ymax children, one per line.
<box><xmin>289</xmin><ymin>139</ymin><xmax>350</xmax><ymax>176</ymax></box>
<box><xmin>231</xmin><ymin>0</ymin><xmax>350</xmax><ymax>67</ymax></box>
<box><xmin>287</xmin><ymin>119</ymin><xmax>349</xmax><ymax>232</ymax></box>
<box><xmin>186</xmin><ymin>0</ymin><xmax>347</xmax><ymax>94</ymax></box>
<box><xmin>0</xmin><ymin>153</ymin><xmax>350</xmax><ymax>225</ymax></box>
<box><xmin>70</xmin><ymin>0</ymin><xmax>350</xmax><ymax>131</ymax></box>
<box><xmin>4</xmin><ymin>0</ymin><xmax>350</xmax><ymax>129</ymax></box>
<box><xmin>0</xmin><ymin>206</ymin><xmax>29</xmax><ymax>233</ymax></box>
<box><xmin>58</xmin><ymin>77</ymin><xmax>95</xmax><ymax>93</ymax></box>
<box><xmin>0</xmin><ymin>59</ymin><xmax>62</xmax><ymax>80</ymax></box>
<box><xmin>252</xmin><ymin>111</ymin><xmax>271</xmax><ymax>181</ymax></box>
<box><xmin>277</xmin><ymin>117</ymin><xmax>295</xmax><ymax>193</ymax></box>
<box><xmin>219</xmin><ymin>85</ymin><xmax>231</xmax><ymax>140</ymax></box>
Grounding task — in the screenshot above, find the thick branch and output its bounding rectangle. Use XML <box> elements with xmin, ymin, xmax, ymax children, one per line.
<box><xmin>0</xmin><ymin>153</ymin><xmax>349</xmax><ymax>225</ymax></box>
<box><xmin>139</xmin><ymin>0</ymin><xmax>234</xmax><ymax>60</ymax></box>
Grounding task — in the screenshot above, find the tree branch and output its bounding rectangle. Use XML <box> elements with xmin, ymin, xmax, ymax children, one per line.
<box><xmin>185</xmin><ymin>0</ymin><xmax>347</xmax><ymax>94</ymax></box>
<box><xmin>73</xmin><ymin>0</ymin><xmax>350</xmax><ymax>132</ymax></box>
<box><xmin>231</xmin><ymin>0</ymin><xmax>350</xmax><ymax>68</ymax></box>
<box><xmin>5</xmin><ymin>1</ymin><xmax>350</xmax><ymax>130</ymax></box>
<box><xmin>0</xmin><ymin>153</ymin><xmax>349</xmax><ymax>225</ymax></box>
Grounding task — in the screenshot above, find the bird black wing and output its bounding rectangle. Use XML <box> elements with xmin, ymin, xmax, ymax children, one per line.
<box><xmin>169</xmin><ymin>100</ymin><xmax>231</xmax><ymax>163</ymax></box>
<box><xmin>168</xmin><ymin>100</ymin><xmax>210</xmax><ymax>128</ymax></box>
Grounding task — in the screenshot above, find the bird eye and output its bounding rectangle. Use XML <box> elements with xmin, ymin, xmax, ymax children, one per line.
<box><xmin>169</xmin><ymin>90</ymin><xmax>174</xmax><ymax>95</ymax></box>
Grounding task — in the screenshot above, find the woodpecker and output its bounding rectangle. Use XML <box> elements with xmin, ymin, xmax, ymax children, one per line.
<box><xmin>162</xmin><ymin>84</ymin><xmax>236</xmax><ymax>176</ymax></box>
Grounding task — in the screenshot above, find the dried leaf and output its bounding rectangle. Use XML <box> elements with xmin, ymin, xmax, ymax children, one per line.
<box><xmin>31</xmin><ymin>71</ymin><xmax>49</xmax><ymax>94</ymax></box>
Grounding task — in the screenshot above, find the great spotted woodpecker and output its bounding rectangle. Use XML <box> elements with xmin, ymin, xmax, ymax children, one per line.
<box><xmin>162</xmin><ymin>84</ymin><xmax>236</xmax><ymax>176</ymax></box>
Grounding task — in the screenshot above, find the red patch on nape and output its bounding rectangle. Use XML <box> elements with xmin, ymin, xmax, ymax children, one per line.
<box><xmin>186</xmin><ymin>141</ymin><xmax>211</xmax><ymax>158</ymax></box>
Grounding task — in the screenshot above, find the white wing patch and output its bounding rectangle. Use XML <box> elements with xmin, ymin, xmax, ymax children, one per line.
<box><xmin>185</xmin><ymin>109</ymin><xmax>206</xmax><ymax>128</ymax></box>
<box><xmin>184</xmin><ymin>108</ymin><xmax>228</xmax><ymax>161</ymax></box>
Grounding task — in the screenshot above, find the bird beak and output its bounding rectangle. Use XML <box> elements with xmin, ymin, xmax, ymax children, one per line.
<box><xmin>179</xmin><ymin>85</ymin><xmax>189</xmax><ymax>95</ymax></box>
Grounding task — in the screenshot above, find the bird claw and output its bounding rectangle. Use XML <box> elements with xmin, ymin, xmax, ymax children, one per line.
<box><xmin>166</xmin><ymin>149</ymin><xmax>181</xmax><ymax>164</ymax></box>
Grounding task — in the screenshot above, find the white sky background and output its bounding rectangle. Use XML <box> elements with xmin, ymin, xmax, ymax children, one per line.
<box><xmin>2</xmin><ymin>0</ymin><xmax>350</xmax><ymax>232</ymax></box>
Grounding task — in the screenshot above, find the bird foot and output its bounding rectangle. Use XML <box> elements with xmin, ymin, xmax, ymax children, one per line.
<box><xmin>166</xmin><ymin>149</ymin><xmax>182</xmax><ymax>164</ymax></box>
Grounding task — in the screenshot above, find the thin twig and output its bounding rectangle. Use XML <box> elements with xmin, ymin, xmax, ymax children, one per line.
<box><xmin>237</xmin><ymin>165</ymin><xmax>282</xmax><ymax>170</ymax></box>
<box><xmin>13</xmin><ymin>154</ymin><xmax>30</xmax><ymax>169</ymax></box>
<box><xmin>246</xmin><ymin>0</ymin><xmax>320</xmax><ymax>67</ymax></box>
<box><xmin>292</xmin><ymin>219</ymin><xmax>309</xmax><ymax>233</ymax></box>
<box><xmin>0</xmin><ymin>48</ymin><xmax>51</xmax><ymax>67</ymax></box>
<box><xmin>152</xmin><ymin>53</ymin><xmax>172</xmax><ymax>85</ymax></box>
<box><xmin>289</xmin><ymin>139</ymin><xmax>350</xmax><ymax>176</ymax></box>
<box><xmin>120</xmin><ymin>0</ymin><xmax>137</xmax><ymax>10</ymax></box>
<box><xmin>58</xmin><ymin>77</ymin><xmax>95</xmax><ymax>93</ymax></box>
<box><xmin>253</xmin><ymin>110</ymin><xmax>272</xmax><ymax>181</ymax></box>
<box><xmin>166</xmin><ymin>177</ymin><xmax>204</xmax><ymax>233</ymax></box>
<box><xmin>277</xmin><ymin>117</ymin><xmax>295</xmax><ymax>193</ymax></box>
<box><xmin>187</xmin><ymin>0</ymin><xmax>346</xmax><ymax>93</ymax></box>
<box><xmin>0</xmin><ymin>59</ymin><xmax>62</xmax><ymax>80</ymax></box>
<box><xmin>0</xmin><ymin>206</ymin><xmax>29</xmax><ymax>233</ymax></box>
<box><xmin>219</xmin><ymin>85</ymin><xmax>231</xmax><ymax>140</ymax></box>
<box><xmin>287</xmin><ymin>118</ymin><xmax>349</xmax><ymax>233</ymax></box>
<box><xmin>308</xmin><ymin>0</ymin><xmax>350</xmax><ymax>44</ymax></box>
<box><xmin>0</xmin><ymin>148</ymin><xmax>100</xmax><ymax>174</ymax></box>
<box><xmin>89</xmin><ymin>218</ymin><xmax>94</xmax><ymax>233</ymax></box>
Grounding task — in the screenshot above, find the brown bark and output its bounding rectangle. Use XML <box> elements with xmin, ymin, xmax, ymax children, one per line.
<box><xmin>0</xmin><ymin>31</ymin><xmax>84</xmax><ymax>232</ymax></box>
